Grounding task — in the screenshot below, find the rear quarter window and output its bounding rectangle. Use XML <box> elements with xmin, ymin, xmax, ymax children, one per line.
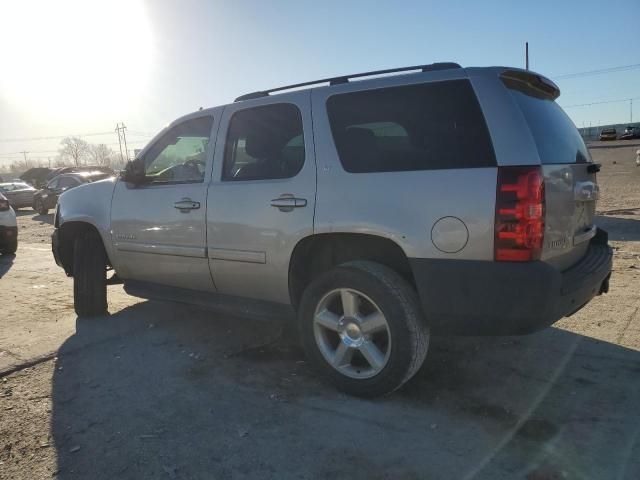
<box><xmin>326</xmin><ymin>79</ymin><xmax>496</xmax><ymax>173</ymax></box>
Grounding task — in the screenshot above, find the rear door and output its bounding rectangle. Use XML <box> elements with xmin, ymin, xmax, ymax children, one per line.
<box><xmin>505</xmin><ymin>79</ymin><xmax>598</xmax><ymax>270</ymax></box>
<box><xmin>207</xmin><ymin>93</ymin><xmax>316</xmax><ymax>304</ymax></box>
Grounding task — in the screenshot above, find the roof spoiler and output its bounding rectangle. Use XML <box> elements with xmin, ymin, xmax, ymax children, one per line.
<box><xmin>500</xmin><ymin>69</ymin><xmax>560</xmax><ymax>100</ymax></box>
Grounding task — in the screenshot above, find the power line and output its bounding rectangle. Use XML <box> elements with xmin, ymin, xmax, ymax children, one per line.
<box><xmin>553</xmin><ymin>63</ymin><xmax>640</xmax><ymax>80</ymax></box>
<box><xmin>562</xmin><ymin>96</ymin><xmax>640</xmax><ymax>108</ymax></box>
<box><xmin>0</xmin><ymin>130</ymin><xmax>116</xmax><ymax>143</ymax></box>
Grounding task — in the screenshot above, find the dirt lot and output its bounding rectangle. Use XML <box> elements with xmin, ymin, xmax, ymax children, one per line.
<box><xmin>1</xmin><ymin>143</ymin><xmax>639</xmax><ymax>480</ymax></box>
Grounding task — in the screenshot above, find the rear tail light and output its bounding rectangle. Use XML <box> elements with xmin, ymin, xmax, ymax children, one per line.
<box><xmin>0</xmin><ymin>198</ymin><xmax>9</xmax><ymax>211</ymax></box>
<box><xmin>495</xmin><ymin>166</ymin><xmax>545</xmax><ymax>262</ymax></box>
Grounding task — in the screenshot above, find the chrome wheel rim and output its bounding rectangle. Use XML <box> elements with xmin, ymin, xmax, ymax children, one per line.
<box><xmin>313</xmin><ymin>288</ymin><xmax>391</xmax><ymax>379</ymax></box>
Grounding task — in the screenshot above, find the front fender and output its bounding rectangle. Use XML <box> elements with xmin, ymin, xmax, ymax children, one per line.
<box><xmin>57</xmin><ymin>178</ymin><xmax>117</xmax><ymax>260</ymax></box>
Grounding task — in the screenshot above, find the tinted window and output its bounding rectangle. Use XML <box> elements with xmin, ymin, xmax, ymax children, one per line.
<box><xmin>144</xmin><ymin>116</ymin><xmax>214</xmax><ymax>183</ymax></box>
<box><xmin>326</xmin><ymin>80</ymin><xmax>496</xmax><ymax>173</ymax></box>
<box><xmin>223</xmin><ymin>104</ymin><xmax>305</xmax><ymax>181</ymax></box>
<box><xmin>58</xmin><ymin>176</ymin><xmax>80</xmax><ymax>189</ymax></box>
<box><xmin>47</xmin><ymin>178</ymin><xmax>59</xmax><ymax>189</ymax></box>
<box><xmin>508</xmin><ymin>89</ymin><xmax>590</xmax><ymax>164</ymax></box>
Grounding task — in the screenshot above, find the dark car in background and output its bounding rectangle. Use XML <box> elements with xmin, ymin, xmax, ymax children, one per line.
<box><xmin>33</xmin><ymin>171</ymin><xmax>114</xmax><ymax>215</ymax></box>
<box><xmin>46</xmin><ymin>165</ymin><xmax>114</xmax><ymax>180</ymax></box>
<box><xmin>19</xmin><ymin>167</ymin><xmax>53</xmax><ymax>189</ymax></box>
<box><xmin>620</xmin><ymin>125</ymin><xmax>640</xmax><ymax>140</ymax></box>
<box><xmin>0</xmin><ymin>182</ymin><xmax>37</xmax><ymax>209</ymax></box>
<box><xmin>599</xmin><ymin>128</ymin><xmax>617</xmax><ymax>141</ymax></box>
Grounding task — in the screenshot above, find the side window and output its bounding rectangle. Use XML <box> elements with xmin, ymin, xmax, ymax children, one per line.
<box><xmin>47</xmin><ymin>178</ymin><xmax>59</xmax><ymax>189</ymax></box>
<box><xmin>143</xmin><ymin>116</ymin><xmax>214</xmax><ymax>183</ymax></box>
<box><xmin>222</xmin><ymin>103</ymin><xmax>305</xmax><ymax>181</ymax></box>
<box><xmin>58</xmin><ymin>177</ymin><xmax>80</xmax><ymax>189</ymax></box>
<box><xmin>326</xmin><ymin>80</ymin><xmax>496</xmax><ymax>173</ymax></box>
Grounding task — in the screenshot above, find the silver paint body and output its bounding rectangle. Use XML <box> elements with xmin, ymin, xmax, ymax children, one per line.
<box><xmin>0</xmin><ymin>194</ymin><xmax>17</xmax><ymax>228</ymax></box>
<box><xmin>0</xmin><ymin>183</ymin><xmax>36</xmax><ymax>209</ymax></box>
<box><xmin>56</xmin><ymin>66</ymin><xmax>597</xmax><ymax>305</ymax></box>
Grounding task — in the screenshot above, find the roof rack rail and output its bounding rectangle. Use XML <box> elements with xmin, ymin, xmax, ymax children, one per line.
<box><xmin>234</xmin><ymin>62</ymin><xmax>462</xmax><ymax>102</ymax></box>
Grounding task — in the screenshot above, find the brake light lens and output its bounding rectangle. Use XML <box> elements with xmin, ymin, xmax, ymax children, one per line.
<box><xmin>0</xmin><ymin>198</ymin><xmax>9</xmax><ymax>211</ymax></box>
<box><xmin>495</xmin><ymin>166</ymin><xmax>545</xmax><ymax>261</ymax></box>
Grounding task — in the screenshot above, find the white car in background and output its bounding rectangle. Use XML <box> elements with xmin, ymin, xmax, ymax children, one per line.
<box><xmin>0</xmin><ymin>192</ymin><xmax>18</xmax><ymax>255</ymax></box>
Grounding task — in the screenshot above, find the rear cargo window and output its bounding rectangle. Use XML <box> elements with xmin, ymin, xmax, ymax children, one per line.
<box><xmin>326</xmin><ymin>80</ymin><xmax>496</xmax><ymax>173</ymax></box>
<box><xmin>508</xmin><ymin>89</ymin><xmax>590</xmax><ymax>164</ymax></box>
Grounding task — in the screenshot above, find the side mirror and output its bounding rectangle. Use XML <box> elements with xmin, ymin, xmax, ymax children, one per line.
<box><xmin>121</xmin><ymin>158</ymin><xmax>146</xmax><ymax>184</ymax></box>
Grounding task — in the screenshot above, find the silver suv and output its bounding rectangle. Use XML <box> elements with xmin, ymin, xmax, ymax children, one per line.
<box><xmin>52</xmin><ymin>63</ymin><xmax>613</xmax><ymax>397</ymax></box>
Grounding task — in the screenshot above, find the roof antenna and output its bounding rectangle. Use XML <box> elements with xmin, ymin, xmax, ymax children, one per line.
<box><xmin>525</xmin><ymin>42</ymin><xmax>529</xmax><ymax>70</ymax></box>
<box><xmin>198</xmin><ymin>107</ymin><xmax>203</xmax><ymax>111</ymax></box>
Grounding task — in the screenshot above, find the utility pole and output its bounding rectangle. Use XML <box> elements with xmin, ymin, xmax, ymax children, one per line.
<box><xmin>115</xmin><ymin>123</ymin><xmax>129</xmax><ymax>164</ymax></box>
<box><xmin>525</xmin><ymin>42</ymin><xmax>529</xmax><ymax>70</ymax></box>
<box><xmin>631</xmin><ymin>98</ymin><xmax>633</xmax><ymax>123</ymax></box>
<box><xmin>20</xmin><ymin>151</ymin><xmax>28</xmax><ymax>169</ymax></box>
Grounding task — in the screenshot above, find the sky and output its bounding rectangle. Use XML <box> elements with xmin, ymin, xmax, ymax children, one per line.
<box><xmin>0</xmin><ymin>0</ymin><xmax>639</xmax><ymax>168</ymax></box>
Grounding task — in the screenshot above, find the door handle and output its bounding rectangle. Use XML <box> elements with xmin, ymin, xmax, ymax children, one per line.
<box><xmin>270</xmin><ymin>195</ymin><xmax>307</xmax><ymax>212</ymax></box>
<box><xmin>174</xmin><ymin>198</ymin><xmax>200</xmax><ymax>212</ymax></box>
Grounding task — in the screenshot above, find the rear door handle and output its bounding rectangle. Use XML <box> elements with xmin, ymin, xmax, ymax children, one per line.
<box><xmin>270</xmin><ymin>195</ymin><xmax>307</xmax><ymax>211</ymax></box>
<box><xmin>174</xmin><ymin>198</ymin><xmax>200</xmax><ymax>212</ymax></box>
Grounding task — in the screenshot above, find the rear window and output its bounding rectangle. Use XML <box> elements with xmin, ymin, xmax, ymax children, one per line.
<box><xmin>508</xmin><ymin>89</ymin><xmax>590</xmax><ymax>164</ymax></box>
<box><xmin>326</xmin><ymin>80</ymin><xmax>496</xmax><ymax>173</ymax></box>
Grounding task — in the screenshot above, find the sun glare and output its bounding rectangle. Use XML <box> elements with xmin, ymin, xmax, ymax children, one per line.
<box><xmin>0</xmin><ymin>0</ymin><xmax>152</xmax><ymax>120</ymax></box>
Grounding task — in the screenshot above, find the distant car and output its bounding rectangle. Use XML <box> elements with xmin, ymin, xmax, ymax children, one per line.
<box><xmin>0</xmin><ymin>193</ymin><xmax>17</xmax><ymax>255</ymax></box>
<box><xmin>599</xmin><ymin>128</ymin><xmax>617</xmax><ymax>141</ymax></box>
<box><xmin>33</xmin><ymin>171</ymin><xmax>114</xmax><ymax>215</ymax></box>
<box><xmin>19</xmin><ymin>167</ymin><xmax>53</xmax><ymax>189</ymax></box>
<box><xmin>620</xmin><ymin>126</ymin><xmax>640</xmax><ymax>140</ymax></box>
<box><xmin>46</xmin><ymin>165</ymin><xmax>114</xmax><ymax>181</ymax></box>
<box><xmin>0</xmin><ymin>182</ymin><xmax>37</xmax><ymax>209</ymax></box>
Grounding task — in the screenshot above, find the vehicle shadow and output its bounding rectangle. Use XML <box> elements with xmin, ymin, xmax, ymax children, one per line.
<box><xmin>32</xmin><ymin>213</ymin><xmax>54</xmax><ymax>225</ymax></box>
<box><xmin>15</xmin><ymin>208</ymin><xmax>54</xmax><ymax>225</ymax></box>
<box><xmin>0</xmin><ymin>253</ymin><xmax>14</xmax><ymax>278</ymax></box>
<box><xmin>596</xmin><ymin>214</ymin><xmax>640</xmax><ymax>241</ymax></box>
<box><xmin>50</xmin><ymin>301</ymin><xmax>640</xmax><ymax>479</ymax></box>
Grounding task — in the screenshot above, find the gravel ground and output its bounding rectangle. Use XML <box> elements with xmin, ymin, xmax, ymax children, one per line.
<box><xmin>0</xmin><ymin>143</ymin><xmax>639</xmax><ymax>480</ymax></box>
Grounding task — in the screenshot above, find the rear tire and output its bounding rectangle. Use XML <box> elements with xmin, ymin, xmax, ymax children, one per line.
<box><xmin>73</xmin><ymin>232</ymin><xmax>107</xmax><ymax>317</ymax></box>
<box><xmin>35</xmin><ymin>199</ymin><xmax>48</xmax><ymax>215</ymax></box>
<box><xmin>299</xmin><ymin>261</ymin><xmax>429</xmax><ymax>397</ymax></box>
<box><xmin>0</xmin><ymin>237</ymin><xmax>17</xmax><ymax>255</ymax></box>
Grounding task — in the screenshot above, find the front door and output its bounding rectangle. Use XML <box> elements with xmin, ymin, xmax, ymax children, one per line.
<box><xmin>110</xmin><ymin>113</ymin><xmax>218</xmax><ymax>292</ymax></box>
<box><xmin>207</xmin><ymin>93</ymin><xmax>316</xmax><ymax>304</ymax></box>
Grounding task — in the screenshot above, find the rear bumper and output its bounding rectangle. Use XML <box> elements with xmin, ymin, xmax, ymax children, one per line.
<box><xmin>410</xmin><ymin>228</ymin><xmax>613</xmax><ymax>335</ymax></box>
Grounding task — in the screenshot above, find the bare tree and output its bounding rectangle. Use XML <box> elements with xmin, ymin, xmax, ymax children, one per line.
<box><xmin>9</xmin><ymin>159</ymin><xmax>35</xmax><ymax>172</ymax></box>
<box><xmin>59</xmin><ymin>137</ymin><xmax>90</xmax><ymax>166</ymax></box>
<box><xmin>88</xmin><ymin>144</ymin><xmax>115</xmax><ymax>166</ymax></box>
<box><xmin>54</xmin><ymin>156</ymin><xmax>69</xmax><ymax>167</ymax></box>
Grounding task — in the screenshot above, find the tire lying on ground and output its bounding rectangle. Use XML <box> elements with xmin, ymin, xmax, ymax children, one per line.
<box><xmin>73</xmin><ymin>231</ymin><xmax>107</xmax><ymax>317</ymax></box>
<box><xmin>299</xmin><ymin>260</ymin><xmax>429</xmax><ymax>397</ymax></box>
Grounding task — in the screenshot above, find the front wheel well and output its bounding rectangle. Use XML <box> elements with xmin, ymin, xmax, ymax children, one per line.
<box><xmin>57</xmin><ymin>222</ymin><xmax>109</xmax><ymax>276</ymax></box>
<box><xmin>288</xmin><ymin>233</ymin><xmax>415</xmax><ymax>308</ymax></box>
